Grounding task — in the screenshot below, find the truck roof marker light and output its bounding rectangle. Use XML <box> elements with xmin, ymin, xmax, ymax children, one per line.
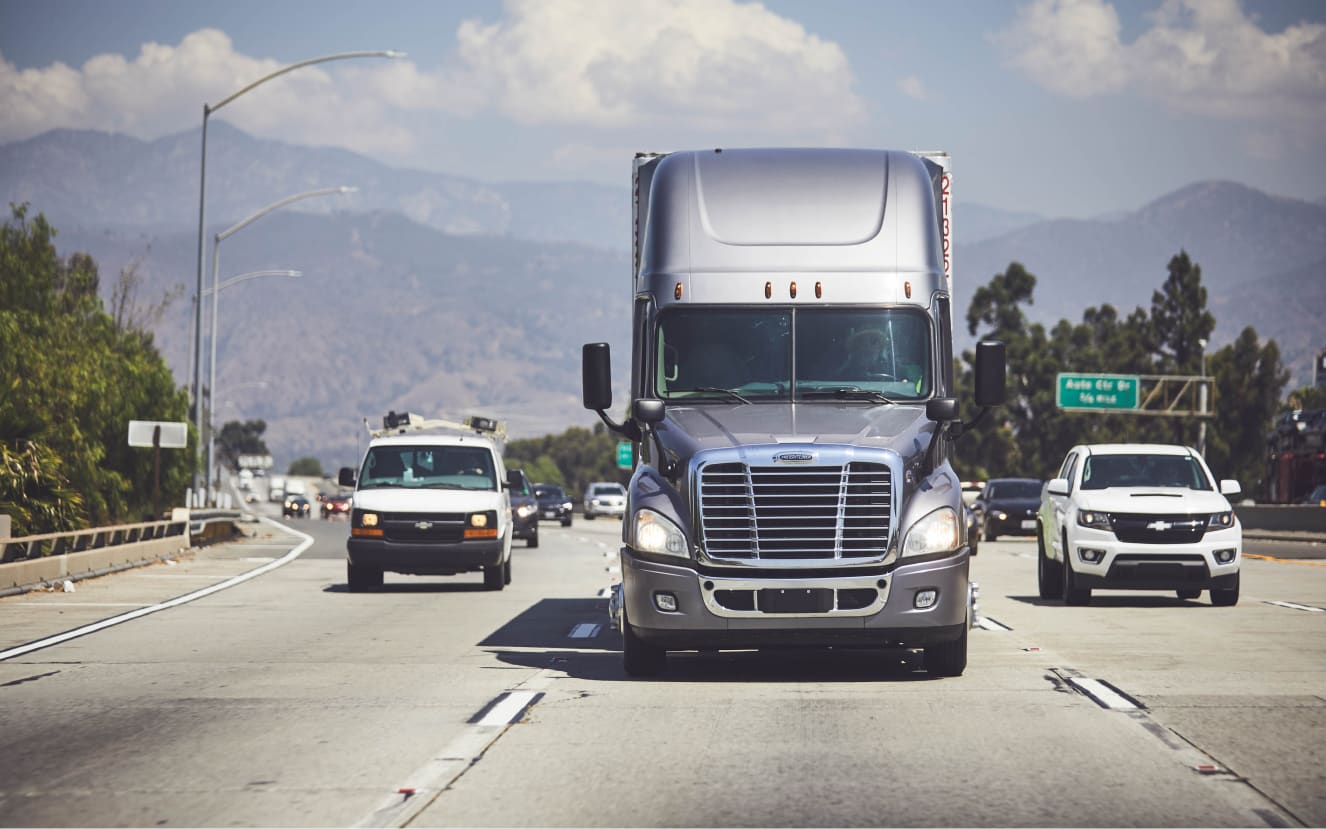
<box><xmin>789</xmin><ymin>281</ymin><xmax>798</xmax><ymax>299</ymax></box>
<box><xmin>815</xmin><ymin>281</ymin><xmax>823</xmax><ymax>299</ymax></box>
<box><xmin>674</xmin><ymin>282</ymin><xmax>683</xmax><ymax>300</ymax></box>
<box><xmin>904</xmin><ymin>281</ymin><xmax>912</xmax><ymax>299</ymax></box>
<box><xmin>764</xmin><ymin>281</ymin><xmax>772</xmax><ymax>299</ymax></box>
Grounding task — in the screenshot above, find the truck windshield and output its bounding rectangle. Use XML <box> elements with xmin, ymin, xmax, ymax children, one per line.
<box><xmin>654</xmin><ymin>307</ymin><xmax>932</xmax><ymax>402</ymax></box>
<box><xmin>359</xmin><ymin>445</ymin><xmax>496</xmax><ymax>491</ymax></box>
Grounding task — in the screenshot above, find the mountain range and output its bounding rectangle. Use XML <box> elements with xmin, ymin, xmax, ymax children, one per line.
<box><xmin>3</xmin><ymin>126</ymin><xmax>1322</xmax><ymax>470</ymax></box>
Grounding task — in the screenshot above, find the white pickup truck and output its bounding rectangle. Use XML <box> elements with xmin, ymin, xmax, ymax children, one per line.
<box><xmin>1036</xmin><ymin>443</ymin><xmax>1242</xmax><ymax>606</ymax></box>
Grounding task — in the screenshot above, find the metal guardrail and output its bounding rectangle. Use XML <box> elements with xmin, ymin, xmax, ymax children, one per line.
<box><xmin>1</xmin><ymin>519</ymin><xmax>189</xmax><ymax>564</ymax></box>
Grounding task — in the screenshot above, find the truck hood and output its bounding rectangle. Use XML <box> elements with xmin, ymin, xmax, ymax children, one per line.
<box><xmin>656</xmin><ymin>402</ymin><xmax>933</xmax><ymax>460</ymax></box>
<box><xmin>1076</xmin><ymin>488</ymin><xmax>1232</xmax><ymax>514</ymax></box>
<box><xmin>353</xmin><ymin>488</ymin><xmax>503</xmax><ymax>514</ymax></box>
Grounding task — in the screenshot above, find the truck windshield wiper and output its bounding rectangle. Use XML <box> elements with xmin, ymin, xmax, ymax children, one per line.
<box><xmin>800</xmin><ymin>387</ymin><xmax>898</xmax><ymax>404</ymax></box>
<box><xmin>685</xmin><ymin>387</ymin><xmax>752</xmax><ymax>404</ymax></box>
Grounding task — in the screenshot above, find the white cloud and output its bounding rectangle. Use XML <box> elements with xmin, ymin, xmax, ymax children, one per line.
<box><xmin>897</xmin><ymin>75</ymin><xmax>927</xmax><ymax>101</ymax></box>
<box><xmin>449</xmin><ymin>0</ymin><xmax>865</xmax><ymax>135</ymax></box>
<box><xmin>994</xmin><ymin>0</ymin><xmax>1326</xmax><ymax>121</ymax></box>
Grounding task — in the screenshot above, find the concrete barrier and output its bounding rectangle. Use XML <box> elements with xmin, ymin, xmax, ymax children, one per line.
<box><xmin>0</xmin><ymin>532</ymin><xmax>191</xmax><ymax>592</ymax></box>
<box><xmin>1234</xmin><ymin>505</ymin><xmax>1326</xmax><ymax>534</ymax></box>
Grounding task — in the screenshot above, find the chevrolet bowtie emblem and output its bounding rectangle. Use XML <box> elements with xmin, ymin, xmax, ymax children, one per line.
<box><xmin>1145</xmin><ymin>520</ymin><xmax>1172</xmax><ymax>531</ymax></box>
<box><xmin>415</xmin><ymin>521</ymin><xmax>433</xmax><ymax>530</ymax></box>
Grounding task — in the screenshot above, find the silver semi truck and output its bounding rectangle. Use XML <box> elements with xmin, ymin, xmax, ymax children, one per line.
<box><xmin>583</xmin><ymin>148</ymin><xmax>1005</xmax><ymax>677</ymax></box>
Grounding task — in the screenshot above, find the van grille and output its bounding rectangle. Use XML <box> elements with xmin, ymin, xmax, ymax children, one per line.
<box><xmin>698</xmin><ymin>462</ymin><xmax>891</xmax><ymax>561</ymax></box>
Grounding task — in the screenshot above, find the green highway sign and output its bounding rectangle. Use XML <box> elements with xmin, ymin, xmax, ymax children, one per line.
<box><xmin>616</xmin><ymin>440</ymin><xmax>634</xmax><ymax>469</ymax></box>
<box><xmin>1056</xmin><ymin>373</ymin><xmax>1139</xmax><ymax>411</ymax></box>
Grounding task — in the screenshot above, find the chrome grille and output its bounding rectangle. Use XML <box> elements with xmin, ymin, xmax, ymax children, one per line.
<box><xmin>699</xmin><ymin>462</ymin><xmax>891</xmax><ymax>561</ymax></box>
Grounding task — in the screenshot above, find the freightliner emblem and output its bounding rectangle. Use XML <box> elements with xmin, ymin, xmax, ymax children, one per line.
<box><xmin>774</xmin><ymin>452</ymin><xmax>815</xmax><ymax>464</ymax></box>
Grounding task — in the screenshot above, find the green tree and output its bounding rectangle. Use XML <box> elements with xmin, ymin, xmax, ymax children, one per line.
<box><xmin>504</xmin><ymin>423</ymin><xmax>627</xmax><ymax>498</ymax></box>
<box><xmin>217</xmin><ymin>419</ymin><xmax>270</xmax><ymax>470</ymax></box>
<box><xmin>1148</xmin><ymin>251</ymin><xmax>1216</xmax><ymax>446</ymax></box>
<box><xmin>1204</xmin><ymin>328</ymin><xmax>1289</xmax><ymax>493</ymax></box>
<box><xmin>288</xmin><ymin>456</ymin><xmax>324</xmax><ymax>477</ymax></box>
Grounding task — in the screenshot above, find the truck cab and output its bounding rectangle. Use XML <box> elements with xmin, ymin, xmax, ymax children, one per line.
<box><xmin>584</xmin><ymin>148</ymin><xmax>1004</xmax><ymax>677</ymax></box>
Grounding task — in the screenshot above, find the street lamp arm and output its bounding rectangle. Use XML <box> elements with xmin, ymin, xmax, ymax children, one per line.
<box><xmin>207</xmin><ymin>270</ymin><xmax>302</xmax><ymax>296</ymax></box>
<box><xmin>217</xmin><ymin>186</ymin><xmax>356</xmax><ymax>242</ymax></box>
<box><xmin>209</xmin><ymin>50</ymin><xmax>405</xmax><ymax>113</ymax></box>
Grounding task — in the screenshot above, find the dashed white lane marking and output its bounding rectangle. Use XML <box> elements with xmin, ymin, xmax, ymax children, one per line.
<box><xmin>0</xmin><ymin>517</ymin><xmax>311</xmax><ymax>663</ymax></box>
<box><xmin>568</xmin><ymin>623</ymin><xmax>601</xmax><ymax>639</ymax></box>
<box><xmin>975</xmin><ymin>616</ymin><xmax>1012</xmax><ymax>631</ymax></box>
<box><xmin>1264</xmin><ymin>600</ymin><xmax>1325</xmax><ymax>613</ymax></box>
<box><xmin>356</xmin><ymin>669</ymin><xmax>557</xmax><ymax>828</ymax></box>
<box><xmin>242</xmin><ymin>556</ymin><xmax>277</xmax><ymax>563</ymax></box>
<box><xmin>1068</xmin><ymin>676</ymin><xmax>1139</xmax><ymax>711</ymax></box>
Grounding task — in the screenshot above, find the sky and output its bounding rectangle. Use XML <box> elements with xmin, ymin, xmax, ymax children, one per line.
<box><xmin>2</xmin><ymin>0</ymin><xmax>1324</xmax><ymax>219</ymax></box>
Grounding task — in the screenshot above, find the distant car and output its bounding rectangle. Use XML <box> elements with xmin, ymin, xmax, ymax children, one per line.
<box><xmin>583</xmin><ymin>481</ymin><xmax>626</xmax><ymax>520</ymax></box>
<box><xmin>973</xmin><ymin>478</ymin><xmax>1043</xmax><ymax>541</ymax></box>
<box><xmin>1037</xmin><ymin>443</ymin><xmax>1242</xmax><ymax>606</ymax></box>
<box><xmin>283</xmin><ymin>495</ymin><xmax>311</xmax><ymax>518</ymax></box>
<box><xmin>534</xmin><ymin>483</ymin><xmax>573</xmax><ymax>526</ymax></box>
<box><xmin>1302</xmin><ymin>484</ymin><xmax>1326</xmax><ymax>506</ymax></box>
<box><xmin>509</xmin><ymin>468</ymin><xmax>539</xmax><ymax>548</ymax></box>
<box><xmin>964</xmin><ymin>504</ymin><xmax>979</xmax><ymax>557</ymax></box>
<box><xmin>321</xmin><ymin>492</ymin><xmax>351</xmax><ymax>519</ymax></box>
<box><xmin>960</xmin><ymin>480</ymin><xmax>985</xmax><ymax>508</ymax></box>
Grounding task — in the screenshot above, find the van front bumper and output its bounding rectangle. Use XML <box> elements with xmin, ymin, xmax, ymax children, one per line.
<box><xmin>347</xmin><ymin>537</ymin><xmax>504</xmax><ymax>575</ymax></box>
<box><xmin>619</xmin><ymin>549</ymin><xmax>969</xmax><ymax>650</ymax></box>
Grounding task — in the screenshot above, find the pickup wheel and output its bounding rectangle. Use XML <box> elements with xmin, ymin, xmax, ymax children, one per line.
<box><xmin>1037</xmin><ymin>525</ymin><xmax>1063</xmax><ymax>600</ymax></box>
<box><xmin>923</xmin><ymin>614</ymin><xmax>968</xmax><ymax>677</ymax></box>
<box><xmin>621</xmin><ymin>610</ymin><xmax>667</xmax><ymax>677</ymax></box>
<box><xmin>1210</xmin><ymin>573</ymin><xmax>1239</xmax><ymax>607</ymax></box>
<box><xmin>1062</xmin><ymin>536</ymin><xmax>1091</xmax><ymax>606</ymax></box>
<box><xmin>347</xmin><ymin>562</ymin><xmax>383</xmax><ymax>592</ymax></box>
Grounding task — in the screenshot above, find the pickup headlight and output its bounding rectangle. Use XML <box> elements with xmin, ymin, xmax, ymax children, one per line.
<box><xmin>632</xmin><ymin>508</ymin><xmax>688</xmax><ymax>559</ymax></box>
<box><xmin>1077</xmin><ymin>510</ymin><xmax>1112</xmax><ymax>531</ymax></box>
<box><xmin>902</xmin><ymin>507</ymin><xmax>960</xmax><ymax>558</ymax></box>
<box><xmin>1208</xmin><ymin>511</ymin><xmax>1234</xmax><ymax>529</ymax></box>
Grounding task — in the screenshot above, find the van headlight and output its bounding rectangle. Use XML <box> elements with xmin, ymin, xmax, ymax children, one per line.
<box><xmin>902</xmin><ymin>507</ymin><xmax>960</xmax><ymax>558</ymax></box>
<box><xmin>632</xmin><ymin>509</ymin><xmax>688</xmax><ymax>559</ymax></box>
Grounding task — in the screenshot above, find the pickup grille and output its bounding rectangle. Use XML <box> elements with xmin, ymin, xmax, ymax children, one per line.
<box><xmin>698</xmin><ymin>462</ymin><xmax>891</xmax><ymax>561</ymax></box>
<box><xmin>1109</xmin><ymin>513</ymin><xmax>1208</xmax><ymax>544</ymax></box>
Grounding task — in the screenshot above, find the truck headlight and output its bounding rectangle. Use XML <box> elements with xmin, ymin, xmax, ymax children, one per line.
<box><xmin>632</xmin><ymin>508</ymin><xmax>688</xmax><ymax>559</ymax></box>
<box><xmin>902</xmin><ymin>507</ymin><xmax>960</xmax><ymax>558</ymax></box>
<box><xmin>1077</xmin><ymin>510</ymin><xmax>1111</xmax><ymax>530</ymax></box>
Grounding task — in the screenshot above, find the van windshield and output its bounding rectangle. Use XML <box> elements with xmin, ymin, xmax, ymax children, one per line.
<box><xmin>359</xmin><ymin>445</ymin><xmax>496</xmax><ymax>491</ymax></box>
<box><xmin>654</xmin><ymin>307</ymin><xmax>932</xmax><ymax>402</ymax></box>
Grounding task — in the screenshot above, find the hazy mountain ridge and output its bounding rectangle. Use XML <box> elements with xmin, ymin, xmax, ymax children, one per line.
<box><xmin>5</xmin><ymin>127</ymin><xmax>1323</xmax><ymax>468</ymax></box>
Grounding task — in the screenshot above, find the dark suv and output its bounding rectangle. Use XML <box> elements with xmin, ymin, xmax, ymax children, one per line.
<box><xmin>534</xmin><ymin>483</ymin><xmax>573</xmax><ymax>526</ymax></box>
<box><xmin>972</xmin><ymin>477</ymin><xmax>1043</xmax><ymax>541</ymax></box>
<box><xmin>509</xmin><ymin>468</ymin><xmax>539</xmax><ymax>548</ymax></box>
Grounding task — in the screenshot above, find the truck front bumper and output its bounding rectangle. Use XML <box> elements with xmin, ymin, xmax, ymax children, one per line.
<box><xmin>347</xmin><ymin>537</ymin><xmax>504</xmax><ymax>575</ymax></box>
<box><xmin>620</xmin><ymin>549</ymin><xmax>969</xmax><ymax>650</ymax></box>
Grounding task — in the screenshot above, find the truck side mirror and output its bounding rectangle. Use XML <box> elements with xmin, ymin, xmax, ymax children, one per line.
<box><xmin>583</xmin><ymin>343</ymin><xmax>613</xmax><ymax>411</ymax></box>
<box><xmin>338</xmin><ymin>467</ymin><xmax>356</xmax><ymax>488</ymax></box>
<box><xmin>974</xmin><ymin>340</ymin><xmax>1006</xmax><ymax>407</ymax></box>
<box><xmin>635</xmin><ymin>398</ymin><xmax>666</xmax><ymax>424</ymax></box>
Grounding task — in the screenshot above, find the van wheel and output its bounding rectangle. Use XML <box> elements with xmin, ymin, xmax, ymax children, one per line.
<box><xmin>1062</xmin><ymin>535</ymin><xmax>1091</xmax><ymax>606</ymax></box>
<box><xmin>347</xmin><ymin>562</ymin><xmax>382</xmax><ymax>592</ymax></box>
<box><xmin>1176</xmin><ymin>588</ymin><xmax>1201</xmax><ymax>600</ymax></box>
<box><xmin>622</xmin><ymin>610</ymin><xmax>666</xmax><ymax>677</ymax></box>
<box><xmin>1037</xmin><ymin>526</ymin><xmax>1062</xmax><ymax>600</ymax></box>
<box><xmin>1211</xmin><ymin>573</ymin><xmax>1239</xmax><ymax>606</ymax></box>
<box><xmin>484</xmin><ymin>560</ymin><xmax>506</xmax><ymax>591</ymax></box>
<box><xmin>504</xmin><ymin>554</ymin><xmax>512</xmax><ymax>585</ymax></box>
<box><xmin>923</xmin><ymin>615</ymin><xmax>968</xmax><ymax>677</ymax></box>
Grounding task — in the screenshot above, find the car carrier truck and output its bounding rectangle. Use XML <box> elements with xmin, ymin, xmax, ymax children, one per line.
<box><xmin>583</xmin><ymin>147</ymin><xmax>1005</xmax><ymax>677</ymax></box>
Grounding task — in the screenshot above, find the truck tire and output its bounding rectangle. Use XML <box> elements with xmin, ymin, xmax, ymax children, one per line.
<box><xmin>622</xmin><ymin>610</ymin><xmax>666</xmax><ymax>677</ymax></box>
<box><xmin>1211</xmin><ymin>573</ymin><xmax>1239</xmax><ymax>606</ymax></box>
<box><xmin>347</xmin><ymin>562</ymin><xmax>383</xmax><ymax>592</ymax></box>
<box><xmin>923</xmin><ymin>616</ymin><xmax>968</xmax><ymax>677</ymax></box>
<box><xmin>1062</xmin><ymin>536</ymin><xmax>1091</xmax><ymax>606</ymax></box>
<box><xmin>1037</xmin><ymin>526</ymin><xmax>1063</xmax><ymax>600</ymax></box>
<box><xmin>484</xmin><ymin>559</ymin><xmax>506</xmax><ymax>591</ymax></box>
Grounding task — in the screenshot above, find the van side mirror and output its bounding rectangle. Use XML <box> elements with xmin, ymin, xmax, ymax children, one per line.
<box><xmin>338</xmin><ymin>467</ymin><xmax>356</xmax><ymax>488</ymax></box>
<box><xmin>974</xmin><ymin>340</ymin><xmax>1006</xmax><ymax>407</ymax></box>
<box><xmin>583</xmin><ymin>343</ymin><xmax>613</xmax><ymax>411</ymax></box>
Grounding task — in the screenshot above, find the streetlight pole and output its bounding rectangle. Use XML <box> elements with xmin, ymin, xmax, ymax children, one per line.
<box><xmin>204</xmin><ymin>186</ymin><xmax>354</xmax><ymax>503</ymax></box>
<box><xmin>191</xmin><ymin>48</ymin><xmax>403</xmax><ymax>497</ymax></box>
<box><xmin>1198</xmin><ymin>338</ymin><xmax>1209</xmax><ymax>456</ymax></box>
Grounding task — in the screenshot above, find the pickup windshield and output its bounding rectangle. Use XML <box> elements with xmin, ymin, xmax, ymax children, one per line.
<box><xmin>358</xmin><ymin>445</ymin><xmax>497</xmax><ymax>491</ymax></box>
<box><xmin>654</xmin><ymin>307</ymin><xmax>932</xmax><ymax>402</ymax></box>
<box><xmin>1080</xmin><ymin>454</ymin><xmax>1213</xmax><ymax>491</ymax></box>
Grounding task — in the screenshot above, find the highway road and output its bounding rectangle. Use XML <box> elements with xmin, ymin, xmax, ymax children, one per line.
<box><xmin>1</xmin><ymin>505</ymin><xmax>1323</xmax><ymax>827</ymax></box>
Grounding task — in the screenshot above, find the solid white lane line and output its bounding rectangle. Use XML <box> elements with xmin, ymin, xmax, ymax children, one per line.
<box><xmin>0</xmin><ymin>517</ymin><xmax>312</xmax><ymax>662</ymax></box>
<box><xmin>1264</xmin><ymin>600</ymin><xmax>1325</xmax><ymax>613</ymax></box>
<box><xmin>568</xmin><ymin>623</ymin><xmax>601</xmax><ymax>639</ymax></box>
<box><xmin>975</xmin><ymin>616</ymin><xmax>1012</xmax><ymax>631</ymax></box>
<box><xmin>1068</xmin><ymin>677</ymin><xmax>1139</xmax><ymax>711</ymax></box>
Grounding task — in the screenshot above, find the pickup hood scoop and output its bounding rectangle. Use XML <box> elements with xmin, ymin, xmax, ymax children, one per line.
<box><xmin>1078</xmin><ymin>488</ymin><xmax>1232</xmax><ymax>514</ymax></box>
<box><xmin>658</xmin><ymin>403</ymin><xmax>931</xmax><ymax>457</ymax></box>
